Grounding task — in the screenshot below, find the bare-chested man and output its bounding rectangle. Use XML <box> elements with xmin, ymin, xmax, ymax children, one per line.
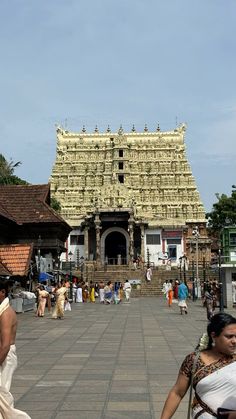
<box><xmin>0</xmin><ymin>279</ymin><xmax>17</xmax><ymax>392</ymax></box>
<box><xmin>0</xmin><ymin>279</ymin><xmax>31</xmax><ymax>418</ymax></box>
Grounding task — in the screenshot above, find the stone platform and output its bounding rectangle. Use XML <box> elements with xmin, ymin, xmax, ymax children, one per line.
<box><xmin>13</xmin><ymin>297</ymin><xmax>233</xmax><ymax>419</ymax></box>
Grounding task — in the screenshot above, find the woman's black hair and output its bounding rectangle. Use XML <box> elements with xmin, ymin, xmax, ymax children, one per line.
<box><xmin>207</xmin><ymin>312</ymin><xmax>236</xmax><ymax>349</ymax></box>
<box><xmin>0</xmin><ymin>278</ymin><xmax>10</xmax><ymax>297</ymax></box>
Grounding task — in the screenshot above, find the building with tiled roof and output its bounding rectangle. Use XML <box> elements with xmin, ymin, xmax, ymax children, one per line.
<box><xmin>0</xmin><ymin>184</ymin><xmax>71</xmax><ymax>283</ymax></box>
<box><xmin>0</xmin><ymin>244</ymin><xmax>33</xmax><ymax>277</ymax></box>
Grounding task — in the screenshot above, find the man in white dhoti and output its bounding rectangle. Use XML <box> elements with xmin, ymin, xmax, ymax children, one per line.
<box><xmin>0</xmin><ymin>279</ymin><xmax>31</xmax><ymax>418</ymax></box>
<box><xmin>146</xmin><ymin>267</ymin><xmax>152</xmax><ymax>282</ymax></box>
<box><xmin>123</xmin><ymin>280</ymin><xmax>132</xmax><ymax>302</ymax></box>
<box><xmin>76</xmin><ymin>284</ymin><xmax>83</xmax><ymax>303</ymax></box>
<box><xmin>99</xmin><ymin>280</ymin><xmax>105</xmax><ymax>304</ymax></box>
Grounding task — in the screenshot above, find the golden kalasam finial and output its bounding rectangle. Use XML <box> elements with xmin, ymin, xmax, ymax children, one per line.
<box><xmin>118</xmin><ymin>125</ymin><xmax>123</xmax><ymax>134</ymax></box>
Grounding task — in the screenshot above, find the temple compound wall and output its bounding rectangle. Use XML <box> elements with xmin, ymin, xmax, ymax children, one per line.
<box><xmin>50</xmin><ymin>124</ymin><xmax>211</xmax><ymax>268</ymax></box>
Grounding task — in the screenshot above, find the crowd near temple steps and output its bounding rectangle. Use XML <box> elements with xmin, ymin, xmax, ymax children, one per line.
<box><xmin>0</xmin><ymin>124</ymin><xmax>235</xmax><ymax>418</ymax></box>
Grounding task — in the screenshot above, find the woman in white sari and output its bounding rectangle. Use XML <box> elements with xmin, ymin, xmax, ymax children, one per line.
<box><xmin>161</xmin><ymin>312</ymin><xmax>236</xmax><ymax>419</ymax></box>
<box><xmin>52</xmin><ymin>282</ymin><xmax>68</xmax><ymax>319</ymax></box>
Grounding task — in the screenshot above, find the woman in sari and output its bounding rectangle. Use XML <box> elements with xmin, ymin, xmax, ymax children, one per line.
<box><xmin>52</xmin><ymin>282</ymin><xmax>68</xmax><ymax>319</ymax></box>
<box><xmin>36</xmin><ymin>285</ymin><xmax>49</xmax><ymax>317</ymax></box>
<box><xmin>161</xmin><ymin>312</ymin><xmax>236</xmax><ymax>418</ymax></box>
<box><xmin>89</xmin><ymin>281</ymin><xmax>95</xmax><ymax>303</ymax></box>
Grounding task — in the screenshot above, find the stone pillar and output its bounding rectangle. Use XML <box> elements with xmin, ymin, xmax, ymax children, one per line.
<box><xmin>140</xmin><ymin>224</ymin><xmax>145</xmax><ymax>264</ymax></box>
<box><xmin>84</xmin><ymin>226</ymin><xmax>89</xmax><ymax>261</ymax></box>
<box><xmin>94</xmin><ymin>213</ymin><xmax>101</xmax><ymax>265</ymax></box>
<box><xmin>128</xmin><ymin>223</ymin><xmax>134</xmax><ymax>266</ymax></box>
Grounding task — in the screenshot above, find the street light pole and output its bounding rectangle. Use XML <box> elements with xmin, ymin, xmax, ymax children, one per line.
<box><xmin>68</xmin><ymin>251</ymin><xmax>73</xmax><ymax>301</ymax></box>
<box><xmin>57</xmin><ymin>243</ymin><xmax>60</xmax><ymax>284</ymax></box>
<box><xmin>37</xmin><ymin>235</ymin><xmax>42</xmax><ymax>282</ymax></box>
<box><xmin>192</xmin><ymin>260</ymin><xmax>195</xmax><ymax>301</ymax></box>
<box><xmin>179</xmin><ymin>257</ymin><xmax>182</xmax><ymax>282</ymax></box>
<box><xmin>193</xmin><ymin>226</ymin><xmax>200</xmax><ymax>299</ymax></box>
<box><xmin>183</xmin><ymin>255</ymin><xmax>187</xmax><ymax>286</ymax></box>
<box><xmin>218</xmin><ymin>248</ymin><xmax>224</xmax><ymax>312</ymax></box>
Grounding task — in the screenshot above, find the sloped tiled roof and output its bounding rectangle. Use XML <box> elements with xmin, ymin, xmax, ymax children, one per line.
<box><xmin>0</xmin><ymin>184</ymin><xmax>66</xmax><ymax>225</ymax></box>
<box><xmin>0</xmin><ymin>202</ymin><xmax>16</xmax><ymax>222</ymax></box>
<box><xmin>0</xmin><ymin>261</ymin><xmax>12</xmax><ymax>276</ymax></box>
<box><xmin>0</xmin><ymin>244</ymin><xmax>33</xmax><ymax>276</ymax></box>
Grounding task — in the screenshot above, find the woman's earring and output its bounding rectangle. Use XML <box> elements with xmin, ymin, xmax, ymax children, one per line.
<box><xmin>212</xmin><ymin>339</ymin><xmax>215</xmax><ymax>347</ymax></box>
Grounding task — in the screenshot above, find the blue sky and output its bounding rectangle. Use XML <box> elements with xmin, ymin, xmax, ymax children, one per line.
<box><xmin>1</xmin><ymin>0</ymin><xmax>235</xmax><ymax>211</ymax></box>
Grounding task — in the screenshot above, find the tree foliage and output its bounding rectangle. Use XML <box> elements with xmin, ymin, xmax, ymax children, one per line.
<box><xmin>206</xmin><ymin>185</ymin><xmax>236</xmax><ymax>232</ymax></box>
<box><xmin>0</xmin><ymin>154</ymin><xmax>28</xmax><ymax>185</ymax></box>
<box><xmin>50</xmin><ymin>196</ymin><xmax>61</xmax><ymax>212</ymax></box>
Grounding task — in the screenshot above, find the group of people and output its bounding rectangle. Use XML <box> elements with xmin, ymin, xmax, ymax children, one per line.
<box><xmin>35</xmin><ymin>281</ymin><xmax>68</xmax><ymax>320</ymax></box>
<box><xmin>73</xmin><ymin>279</ymin><xmax>132</xmax><ymax>305</ymax></box>
<box><xmin>162</xmin><ymin>279</ymin><xmax>189</xmax><ymax>314</ymax></box>
<box><xmin>98</xmin><ymin>280</ymin><xmax>132</xmax><ymax>304</ymax></box>
<box><xmin>34</xmin><ymin>278</ymin><xmax>133</xmax><ymax>319</ymax></box>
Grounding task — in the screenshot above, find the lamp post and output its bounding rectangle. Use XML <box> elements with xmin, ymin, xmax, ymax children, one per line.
<box><xmin>192</xmin><ymin>259</ymin><xmax>196</xmax><ymax>301</ymax></box>
<box><xmin>56</xmin><ymin>243</ymin><xmax>60</xmax><ymax>284</ymax></box>
<box><xmin>192</xmin><ymin>226</ymin><xmax>200</xmax><ymax>299</ymax></box>
<box><xmin>202</xmin><ymin>250</ymin><xmax>206</xmax><ymax>293</ymax></box>
<box><xmin>179</xmin><ymin>255</ymin><xmax>187</xmax><ymax>284</ymax></box>
<box><xmin>80</xmin><ymin>256</ymin><xmax>84</xmax><ymax>281</ymax></box>
<box><xmin>218</xmin><ymin>248</ymin><xmax>224</xmax><ymax>312</ymax></box>
<box><xmin>68</xmin><ymin>251</ymin><xmax>73</xmax><ymax>301</ymax></box>
<box><xmin>37</xmin><ymin>235</ymin><xmax>42</xmax><ymax>282</ymax></box>
<box><xmin>179</xmin><ymin>257</ymin><xmax>182</xmax><ymax>282</ymax></box>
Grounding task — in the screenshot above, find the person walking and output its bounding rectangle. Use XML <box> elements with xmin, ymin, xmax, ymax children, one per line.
<box><xmin>52</xmin><ymin>282</ymin><xmax>68</xmax><ymax>319</ymax></box>
<box><xmin>98</xmin><ymin>280</ymin><xmax>105</xmax><ymax>304</ymax></box>
<box><xmin>203</xmin><ymin>285</ymin><xmax>216</xmax><ymax>321</ymax></box>
<box><xmin>161</xmin><ymin>312</ymin><xmax>236</xmax><ymax>419</ymax></box>
<box><xmin>104</xmin><ymin>281</ymin><xmax>113</xmax><ymax>304</ymax></box>
<box><xmin>89</xmin><ymin>281</ymin><xmax>96</xmax><ymax>303</ymax></box>
<box><xmin>146</xmin><ymin>266</ymin><xmax>152</xmax><ymax>282</ymax></box>
<box><xmin>178</xmin><ymin>280</ymin><xmax>188</xmax><ymax>314</ymax></box>
<box><xmin>167</xmin><ymin>280</ymin><xmax>174</xmax><ymax>307</ymax></box>
<box><xmin>36</xmin><ymin>285</ymin><xmax>49</xmax><ymax>317</ymax></box>
<box><xmin>162</xmin><ymin>280</ymin><xmax>171</xmax><ymax>300</ymax></box>
<box><xmin>123</xmin><ymin>280</ymin><xmax>132</xmax><ymax>303</ymax></box>
<box><xmin>173</xmin><ymin>279</ymin><xmax>179</xmax><ymax>300</ymax></box>
<box><xmin>76</xmin><ymin>282</ymin><xmax>83</xmax><ymax>303</ymax></box>
<box><xmin>0</xmin><ymin>279</ymin><xmax>31</xmax><ymax>417</ymax></box>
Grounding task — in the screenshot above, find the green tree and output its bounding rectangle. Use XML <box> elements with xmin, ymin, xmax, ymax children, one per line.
<box><xmin>50</xmin><ymin>196</ymin><xmax>61</xmax><ymax>212</ymax></box>
<box><xmin>0</xmin><ymin>154</ymin><xmax>28</xmax><ymax>185</ymax></box>
<box><xmin>206</xmin><ymin>185</ymin><xmax>236</xmax><ymax>233</ymax></box>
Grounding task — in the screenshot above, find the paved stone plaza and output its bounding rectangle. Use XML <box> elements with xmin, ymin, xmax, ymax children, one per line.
<box><xmin>12</xmin><ymin>297</ymin><xmax>227</xmax><ymax>419</ymax></box>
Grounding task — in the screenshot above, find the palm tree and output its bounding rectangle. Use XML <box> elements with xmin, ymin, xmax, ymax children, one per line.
<box><xmin>0</xmin><ymin>154</ymin><xmax>27</xmax><ymax>185</ymax></box>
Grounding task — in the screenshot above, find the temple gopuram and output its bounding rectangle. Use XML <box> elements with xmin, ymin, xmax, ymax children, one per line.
<box><xmin>50</xmin><ymin>123</ymin><xmax>211</xmax><ymax>269</ymax></box>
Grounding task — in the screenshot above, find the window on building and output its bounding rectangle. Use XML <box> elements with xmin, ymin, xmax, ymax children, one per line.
<box><xmin>146</xmin><ymin>234</ymin><xmax>161</xmax><ymax>245</ymax></box>
<box><xmin>119</xmin><ymin>162</ymin><xmax>124</xmax><ymax>170</ymax></box>
<box><xmin>230</xmin><ymin>233</ymin><xmax>236</xmax><ymax>246</ymax></box>
<box><xmin>119</xmin><ymin>149</ymin><xmax>123</xmax><ymax>157</ymax></box>
<box><xmin>168</xmin><ymin>245</ymin><xmax>177</xmax><ymax>260</ymax></box>
<box><xmin>166</xmin><ymin>238</ymin><xmax>181</xmax><ymax>245</ymax></box>
<box><xmin>118</xmin><ymin>175</ymin><xmax>124</xmax><ymax>183</ymax></box>
<box><xmin>70</xmin><ymin>235</ymin><xmax>84</xmax><ymax>245</ymax></box>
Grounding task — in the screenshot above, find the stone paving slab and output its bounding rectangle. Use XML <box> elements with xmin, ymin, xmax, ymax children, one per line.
<box><xmin>11</xmin><ymin>297</ymin><xmax>235</xmax><ymax>418</ymax></box>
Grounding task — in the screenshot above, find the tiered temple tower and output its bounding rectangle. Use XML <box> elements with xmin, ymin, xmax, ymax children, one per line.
<box><xmin>50</xmin><ymin>123</ymin><xmax>210</xmax><ymax>267</ymax></box>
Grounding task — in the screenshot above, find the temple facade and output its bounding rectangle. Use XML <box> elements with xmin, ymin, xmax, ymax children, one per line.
<box><xmin>50</xmin><ymin>124</ymin><xmax>210</xmax><ymax>268</ymax></box>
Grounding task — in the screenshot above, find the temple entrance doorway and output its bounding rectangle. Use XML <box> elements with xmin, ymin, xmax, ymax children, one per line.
<box><xmin>101</xmin><ymin>227</ymin><xmax>129</xmax><ymax>265</ymax></box>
